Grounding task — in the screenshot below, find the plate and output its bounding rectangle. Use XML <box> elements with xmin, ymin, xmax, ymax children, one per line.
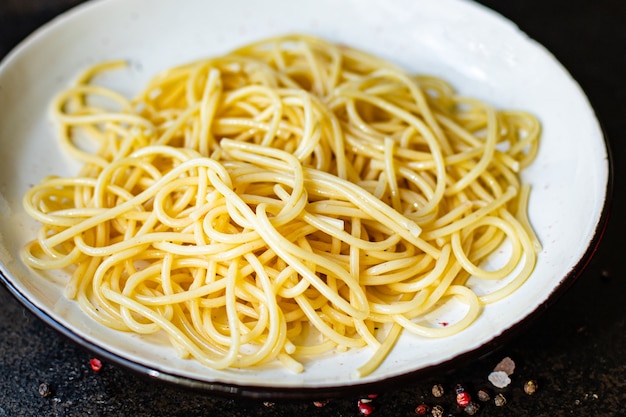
<box><xmin>0</xmin><ymin>0</ymin><xmax>610</xmax><ymax>398</ymax></box>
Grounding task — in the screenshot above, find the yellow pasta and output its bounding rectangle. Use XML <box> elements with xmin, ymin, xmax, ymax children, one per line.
<box><xmin>21</xmin><ymin>34</ymin><xmax>541</xmax><ymax>377</ymax></box>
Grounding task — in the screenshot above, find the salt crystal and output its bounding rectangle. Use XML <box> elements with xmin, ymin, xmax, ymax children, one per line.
<box><xmin>493</xmin><ymin>356</ymin><xmax>516</xmax><ymax>375</ymax></box>
<box><xmin>488</xmin><ymin>371</ymin><xmax>511</xmax><ymax>388</ymax></box>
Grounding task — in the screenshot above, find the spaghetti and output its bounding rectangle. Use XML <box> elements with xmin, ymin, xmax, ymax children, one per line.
<box><xmin>21</xmin><ymin>34</ymin><xmax>541</xmax><ymax>377</ymax></box>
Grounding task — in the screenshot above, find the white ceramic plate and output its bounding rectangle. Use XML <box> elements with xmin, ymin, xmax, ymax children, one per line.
<box><xmin>0</xmin><ymin>0</ymin><xmax>610</xmax><ymax>398</ymax></box>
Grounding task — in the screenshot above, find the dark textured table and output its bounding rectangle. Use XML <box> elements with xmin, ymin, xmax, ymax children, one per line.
<box><xmin>1</xmin><ymin>1</ymin><xmax>625</xmax><ymax>416</ymax></box>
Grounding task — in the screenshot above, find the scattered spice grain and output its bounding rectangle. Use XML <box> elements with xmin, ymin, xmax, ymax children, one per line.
<box><xmin>431</xmin><ymin>404</ymin><xmax>444</xmax><ymax>417</ymax></box>
<box><xmin>464</xmin><ymin>401</ymin><xmax>480</xmax><ymax>415</ymax></box>
<box><xmin>357</xmin><ymin>399</ymin><xmax>376</xmax><ymax>415</ymax></box>
<box><xmin>89</xmin><ymin>358</ymin><xmax>103</xmax><ymax>372</ymax></box>
<box><xmin>38</xmin><ymin>382</ymin><xmax>52</xmax><ymax>398</ymax></box>
<box><xmin>431</xmin><ymin>383</ymin><xmax>444</xmax><ymax>397</ymax></box>
<box><xmin>454</xmin><ymin>384</ymin><xmax>471</xmax><ymax>407</ymax></box>
<box><xmin>477</xmin><ymin>389</ymin><xmax>491</xmax><ymax>402</ymax></box>
<box><xmin>488</xmin><ymin>370</ymin><xmax>511</xmax><ymax>388</ymax></box>
<box><xmin>524</xmin><ymin>380</ymin><xmax>538</xmax><ymax>395</ymax></box>
<box><xmin>494</xmin><ymin>393</ymin><xmax>507</xmax><ymax>407</ymax></box>
<box><xmin>415</xmin><ymin>403</ymin><xmax>430</xmax><ymax>415</ymax></box>
<box><xmin>493</xmin><ymin>357</ymin><xmax>516</xmax><ymax>375</ymax></box>
<box><xmin>456</xmin><ymin>391</ymin><xmax>471</xmax><ymax>408</ymax></box>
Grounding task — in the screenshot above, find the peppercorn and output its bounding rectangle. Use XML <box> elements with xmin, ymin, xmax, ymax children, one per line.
<box><xmin>358</xmin><ymin>399</ymin><xmax>375</xmax><ymax>415</ymax></box>
<box><xmin>456</xmin><ymin>391</ymin><xmax>471</xmax><ymax>407</ymax></box>
<box><xmin>415</xmin><ymin>403</ymin><xmax>430</xmax><ymax>415</ymax></box>
<box><xmin>464</xmin><ymin>401</ymin><xmax>480</xmax><ymax>416</ymax></box>
<box><xmin>455</xmin><ymin>384</ymin><xmax>465</xmax><ymax>394</ymax></box>
<box><xmin>38</xmin><ymin>382</ymin><xmax>52</xmax><ymax>398</ymax></box>
<box><xmin>431</xmin><ymin>383</ymin><xmax>444</xmax><ymax>397</ymax></box>
<box><xmin>477</xmin><ymin>389</ymin><xmax>490</xmax><ymax>402</ymax></box>
<box><xmin>524</xmin><ymin>380</ymin><xmax>538</xmax><ymax>395</ymax></box>
<box><xmin>431</xmin><ymin>404</ymin><xmax>444</xmax><ymax>417</ymax></box>
<box><xmin>89</xmin><ymin>358</ymin><xmax>103</xmax><ymax>372</ymax></box>
<box><xmin>313</xmin><ymin>400</ymin><xmax>329</xmax><ymax>407</ymax></box>
<box><xmin>494</xmin><ymin>393</ymin><xmax>507</xmax><ymax>407</ymax></box>
<box><xmin>262</xmin><ymin>401</ymin><xmax>275</xmax><ymax>407</ymax></box>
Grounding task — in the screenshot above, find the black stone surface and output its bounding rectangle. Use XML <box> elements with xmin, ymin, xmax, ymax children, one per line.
<box><xmin>1</xmin><ymin>1</ymin><xmax>625</xmax><ymax>415</ymax></box>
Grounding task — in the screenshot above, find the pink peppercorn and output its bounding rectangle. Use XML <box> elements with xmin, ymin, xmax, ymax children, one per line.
<box><xmin>456</xmin><ymin>391</ymin><xmax>471</xmax><ymax>408</ymax></box>
<box><xmin>89</xmin><ymin>358</ymin><xmax>103</xmax><ymax>372</ymax></box>
<box><xmin>357</xmin><ymin>399</ymin><xmax>376</xmax><ymax>415</ymax></box>
<box><xmin>414</xmin><ymin>403</ymin><xmax>430</xmax><ymax>415</ymax></box>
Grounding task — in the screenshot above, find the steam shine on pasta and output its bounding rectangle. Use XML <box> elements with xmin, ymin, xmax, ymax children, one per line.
<box><xmin>22</xmin><ymin>34</ymin><xmax>541</xmax><ymax>377</ymax></box>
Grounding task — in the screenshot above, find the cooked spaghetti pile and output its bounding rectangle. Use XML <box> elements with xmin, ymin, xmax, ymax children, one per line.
<box><xmin>22</xmin><ymin>34</ymin><xmax>541</xmax><ymax>377</ymax></box>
